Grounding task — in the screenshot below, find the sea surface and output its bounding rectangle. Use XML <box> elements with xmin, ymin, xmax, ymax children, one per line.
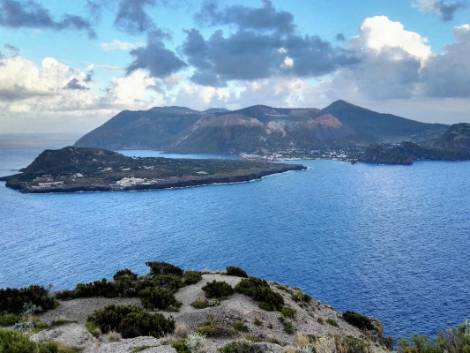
<box><xmin>0</xmin><ymin>134</ymin><xmax>469</xmax><ymax>339</ymax></box>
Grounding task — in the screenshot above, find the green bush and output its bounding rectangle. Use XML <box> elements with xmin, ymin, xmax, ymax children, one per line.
<box><xmin>342</xmin><ymin>311</ymin><xmax>375</xmax><ymax>331</ymax></box>
<box><xmin>226</xmin><ymin>266</ymin><xmax>248</xmax><ymax>278</ymax></box>
<box><xmin>0</xmin><ymin>313</ymin><xmax>22</xmax><ymax>327</ymax></box>
<box><xmin>191</xmin><ymin>298</ymin><xmax>210</xmax><ymax>309</ymax></box>
<box><xmin>150</xmin><ymin>275</ymin><xmax>184</xmax><ymax>291</ymax></box>
<box><xmin>231</xmin><ymin>321</ymin><xmax>249</xmax><ymax>333</ymax></box>
<box><xmin>172</xmin><ymin>339</ymin><xmax>191</xmax><ymax>353</ymax></box>
<box><xmin>335</xmin><ymin>336</ymin><xmax>370</xmax><ymax>353</ymax></box>
<box><xmin>399</xmin><ymin>323</ymin><xmax>470</xmax><ymax>353</ymax></box>
<box><xmin>0</xmin><ymin>286</ymin><xmax>56</xmax><ymax>314</ymax></box>
<box><xmin>88</xmin><ymin>305</ymin><xmax>175</xmax><ymax>338</ymax></box>
<box><xmin>183</xmin><ymin>271</ymin><xmax>202</xmax><ymax>285</ymax></box>
<box><xmin>327</xmin><ymin>318</ymin><xmax>338</xmax><ymax>327</ymax></box>
<box><xmin>281</xmin><ymin>306</ymin><xmax>296</xmax><ymax>319</ymax></box>
<box><xmin>235</xmin><ymin>278</ymin><xmax>284</xmax><ymax>311</ymax></box>
<box><xmin>202</xmin><ymin>281</ymin><xmax>234</xmax><ymax>299</ymax></box>
<box><xmin>146</xmin><ymin>262</ymin><xmax>183</xmax><ymax>277</ymax></box>
<box><xmin>197</xmin><ymin>321</ymin><xmax>235</xmax><ymax>338</ymax></box>
<box><xmin>113</xmin><ymin>269</ymin><xmax>138</xmax><ymax>282</ymax></box>
<box><xmin>139</xmin><ymin>287</ymin><xmax>181</xmax><ymax>310</ymax></box>
<box><xmin>0</xmin><ymin>328</ymin><xmax>77</xmax><ymax>353</ymax></box>
<box><xmin>57</xmin><ymin>279</ymin><xmax>122</xmax><ymax>300</ymax></box>
<box><xmin>219</xmin><ymin>341</ymin><xmax>254</xmax><ymax>353</ymax></box>
<box><xmin>279</xmin><ymin>316</ymin><xmax>295</xmax><ymax>334</ymax></box>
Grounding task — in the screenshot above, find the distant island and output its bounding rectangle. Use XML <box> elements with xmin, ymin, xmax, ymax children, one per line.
<box><xmin>73</xmin><ymin>100</ymin><xmax>470</xmax><ymax>165</ymax></box>
<box><xmin>0</xmin><ymin>147</ymin><xmax>306</xmax><ymax>193</ymax></box>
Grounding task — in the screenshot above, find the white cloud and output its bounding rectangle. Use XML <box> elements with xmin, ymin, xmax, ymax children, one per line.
<box><xmin>100</xmin><ymin>40</ymin><xmax>144</xmax><ymax>52</ymax></box>
<box><xmin>353</xmin><ymin>16</ymin><xmax>432</xmax><ymax>63</ymax></box>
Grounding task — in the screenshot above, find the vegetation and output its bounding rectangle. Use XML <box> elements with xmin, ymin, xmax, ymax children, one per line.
<box><xmin>281</xmin><ymin>306</ymin><xmax>296</xmax><ymax>319</ymax></box>
<box><xmin>0</xmin><ymin>286</ymin><xmax>56</xmax><ymax>314</ymax></box>
<box><xmin>87</xmin><ymin>304</ymin><xmax>175</xmax><ymax>338</ymax></box>
<box><xmin>226</xmin><ymin>266</ymin><xmax>248</xmax><ymax>278</ymax></box>
<box><xmin>342</xmin><ymin>311</ymin><xmax>375</xmax><ymax>331</ymax></box>
<box><xmin>279</xmin><ymin>316</ymin><xmax>295</xmax><ymax>334</ymax></box>
<box><xmin>139</xmin><ymin>287</ymin><xmax>181</xmax><ymax>310</ymax></box>
<box><xmin>202</xmin><ymin>281</ymin><xmax>234</xmax><ymax>299</ymax></box>
<box><xmin>219</xmin><ymin>341</ymin><xmax>255</xmax><ymax>353</ymax></box>
<box><xmin>0</xmin><ymin>313</ymin><xmax>21</xmax><ymax>327</ymax></box>
<box><xmin>172</xmin><ymin>339</ymin><xmax>191</xmax><ymax>353</ymax></box>
<box><xmin>0</xmin><ymin>328</ymin><xmax>78</xmax><ymax>353</ymax></box>
<box><xmin>231</xmin><ymin>321</ymin><xmax>249</xmax><ymax>333</ymax></box>
<box><xmin>145</xmin><ymin>262</ymin><xmax>184</xmax><ymax>276</ymax></box>
<box><xmin>196</xmin><ymin>320</ymin><xmax>236</xmax><ymax>338</ymax></box>
<box><xmin>327</xmin><ymin>318</ymin><xmax>339</xmax><ymax>327</ymax></box>
<box><xmin>235</xmin><ymin>278</ymin><xmax>284</xmax><ymax>311</ymax></box>
<box><xmin>113</xmin><ymin>269</ymin><xmax>138</xmax><ymax>282</ymax></box>
<box><xmin>183</xmin><ymin>271</ymin><xmax>202</xmax><ymax>285</ymax></box>
<box><xmin>191</xmin><ymin>297</ymin><xmax>213</xmax><ymax>309</ymax></box>
<box><xmin>335</xmin><ymin>336</ymin><xmax>370</xmax><ymax>353</ymax></box>
<box><xmin>399</xmin><ymin>322</ymin><xmax>470</xmax><ymax>353</ymax></box>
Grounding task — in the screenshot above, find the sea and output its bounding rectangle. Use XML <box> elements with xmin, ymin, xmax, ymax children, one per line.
<box><xmin>0</xmin><ymin>134</ymin><xmax>469</xmax><ymax>339</ymax></box>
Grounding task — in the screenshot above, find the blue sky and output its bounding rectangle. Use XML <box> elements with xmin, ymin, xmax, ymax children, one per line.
<box><xmin>1</xmin><ymin>0</ymin><xmax>470</xmax><ymax>133</ymax></box>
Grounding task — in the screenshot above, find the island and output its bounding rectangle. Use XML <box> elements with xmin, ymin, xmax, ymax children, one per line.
<box><xmin>0</xmin><ymin>146</ymin><xmax>306</xmax><ymax>193</ymax></box>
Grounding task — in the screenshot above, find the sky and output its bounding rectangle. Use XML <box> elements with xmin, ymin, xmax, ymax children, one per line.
<box><xmin>1</xmin><ymin>0</ymin><xmax>470</xmax><ymax>133</ymax></box>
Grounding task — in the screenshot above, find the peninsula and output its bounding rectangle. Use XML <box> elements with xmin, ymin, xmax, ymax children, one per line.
<box><xmin>0</xmin><ymin>147</ymin><xmax>306</xmax><ymax>193</ymax></box>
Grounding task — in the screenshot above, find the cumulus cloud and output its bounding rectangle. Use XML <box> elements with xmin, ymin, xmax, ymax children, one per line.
<box><xmin>127</xmin><ymin>30</ymin><xmax>187</xmax><ymax>77</ymax></box>
<box><xmin>196</xmin><ymin>0</ymin><xmax>295</xmax><ymax>33</ymax></box>
<box><xmin>0</xmin><ymin>0</ymin><xmax>95</xmax><ymax>37</ymax></box>
<box><xmin>413</xmin><ymin>0</ymin><xmax>467</xmax><ymax>21</ymax></box>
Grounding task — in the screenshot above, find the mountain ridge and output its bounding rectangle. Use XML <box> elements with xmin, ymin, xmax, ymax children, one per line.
<box><xmin>75</xmin><ymin>100</ymin><xmax>448</xmax><ymax>154</ymax></box>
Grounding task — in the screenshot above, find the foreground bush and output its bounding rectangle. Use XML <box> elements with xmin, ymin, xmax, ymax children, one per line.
<box><xmin>0</xmin><ymin>286</ymin><xmax>56</xmax><ymax>314</ymax></box>
<box><xmin>0</xmin><ymin>328</ymin><xmax>77</xmax><ymax>353</ymax></box>
<box><xmin>235</xmin><ymin>278</ymin><xmax>284</xmax><ymax>311</ymax></box>
<box><xmin>87</xmin><ymin>304</ymin><xmax>175</xmax><ymax>338</ymax></box>
<box><xmin>202</xmin><ymin>281</ymin><xmax>234</xmax><ymax>299</ymax></box>
<box><xmin>139</xmin><ymin>287</ymin><xmax>181</xmax><ymax>310</ymax></box>
<box><xmin>184</xmin><ymin>271</ymin><xmax>202</xmax><ymax>285</ymax></box>
<box><xmin>146</xmin><ymin>262</ymin><xmax>184</xmax><ymax>277</ymax></box>
<box><xmin>113</xmin><ymin>269</ymin><xmax>138</xmax><ymax>282</ymax></box>
<box><xmin>399</xmin><ymin>322</ymin><xmax>470</xmax><ymax>353</ymax></box>
<box><xmin>226</xmin><ymin>266</ymin><xmax>248</xmax><ymax>278</ymax></box>
<box><xmin>342</xmin><ymin>311</ymin><xmax>375</xmax><ymax>331</ymax></box>
<box><xmin>219</xmin><ymin>341</ymin><xmax>255</xmax><ymax>353</ymax></box>
<box><xmin>0</xmin><ymin>313</ymin><xmax>21</xmax><ymax>327</ymax></box>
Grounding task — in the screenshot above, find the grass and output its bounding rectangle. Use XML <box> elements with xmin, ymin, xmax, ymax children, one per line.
<box><xmin>0</xmin><ymin>328</ymin><xmax>79</xmax><ymax>353</ymax></box>
<box><xmin>279</xmin><ymin>316</ymin><xmax>295</xmax><ymax>334</ymax></box>
<box><xmin>231</xmin><ymin>321</ymin><xmax>249</xmax><ymax>333</ymax></box>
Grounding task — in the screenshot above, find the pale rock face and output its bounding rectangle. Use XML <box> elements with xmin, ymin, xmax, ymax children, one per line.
<box><xmin>31</xmin><ymin>323</ymin><xmax>96</xmax><ymax>349</ymax></box>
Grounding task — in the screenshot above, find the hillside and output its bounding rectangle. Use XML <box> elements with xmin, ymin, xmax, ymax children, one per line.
<box><xmin>75</xmin><ymin>101</ymin><xmax>447</xmax><ymax>154</ymax></box>
<box><xmin>0</xmin><ymin>147</ymin><xmax>305</xmax><ymax>193</ymax></box>
<box><xmin>0</xmin><ymin>263</ymin><xmax>393</xmax><ymax>353</ymax></box>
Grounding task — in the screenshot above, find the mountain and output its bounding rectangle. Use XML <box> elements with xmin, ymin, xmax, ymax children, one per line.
<box><xmin>75</xmin><ymin>101</ymin><xmax>448</xmax><ymax>154</ymax></box>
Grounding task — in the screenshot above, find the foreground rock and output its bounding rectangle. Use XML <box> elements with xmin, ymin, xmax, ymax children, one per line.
<box><xmin>0</xmin><ymin>146</ymin><xmax>306</xmax><ymax>193</ymax></box>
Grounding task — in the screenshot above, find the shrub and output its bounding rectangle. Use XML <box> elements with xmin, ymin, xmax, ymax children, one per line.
<box><xmin>184</xmin><ymin>271</ymin><xmax>203</xmax><ymax>285</ymax></box>
<box><xmin>151</xmin><ymin>275</ymin><xmax>184</xmax><ymax>291</ymax></box>
<box><xmin>0</xmin><ymin>286</ymin><xmax>56</xmax><ymax>314</ymax></box>
<box><xmin>226</xmin><ymin>266</ymin><xmax>248</xmax><ymax>278</ymax></box>
<box><xmin>172</xmin><ymin>339</ymin><xmax>190</xmax><ymax>353</ymax></box>
<box><xmin>231</xmin><ymin>321</ymin><xmax>249</xmax><ymax>333</ymax></box>
<box><xmin>0</xmin><ymin>313</ymin><xmax>21</xmax><ymax>327</ymax></box>
<box><xmin>113</xmin><ymin>269</ymin><xmax>138</xmax><ymax>282</ymax></box>
<box><xmin>197</xmin><ymin>321</ymin><xmax>235</xmax><ymax>338</ymax></box>
<box><xmin>87</xmin><ymin>305</ymin><xmax>175</xmax><ymax>338</ymax></box>
<box><xmin>139</xmin><ymin>287</ymin><xmax>181</xmax><ymax>310</ymax></box>
<box><xmin>342</xmin><ymin>311</ymin><xmax>375</xmax><ymax>331</ymax></box>
<box><xmin>291</xmin><ymin>289</ymin><xmax>312</xmax><ymax>303</ymax></box>
<box><xmin>335</xmin><ymin>336</ymin><xmax>370</xmax><ymax>353</ymax></box>
<box><xmin>399</xmin><ymin>322</ymin><xmax>470</xmax><ymax>353</ymax></box>
<box><xmin>279</xmin><ymin>316</ymin><xmax>295</xmax><ymax>334</ymax></box>
<box><xmin>219</xmin><ymin>341</ymin><xmax>254</xmax><ymax>353</ymax></box>
<box><xmin>146</xmin><ymin>262</ymin><xmax>183</xmax><ymax>277</ymax></box>
<box><xmin>202</xmin><ymin>281</ymin><xmax>234</xmax><ymax>299</ymax></box>
<box><xmin>185</xmin><ymin>333</ymin><xmax>206</xmax><ymax>353</ymax></box>
<box><xmin>235</xmin><ymin>278</ymin><xmax>284</xmax><ymax>311</ymax></box>
<box><xmin>57</xmin><ymin>279</ymin><xmax>120</xmax><ymax>299</ymax></box>
<box><xmin>327</xmin><ymin>318</ymin><xmax>338</xmax><ymax>327</ymax></box>
<box><xmin>0</xmin><ymin>328</ymin><xmax>78</xmax><ymax>353</ymax></box>
<box><xmin>191</xmin><ymin>297</ymin><xmax>210</xmax><ymax>309</ymax></box>
<box><xmin>281</xmin><ymin>306</ymin><xmax>296</xmax><ymax>319</ymax></box>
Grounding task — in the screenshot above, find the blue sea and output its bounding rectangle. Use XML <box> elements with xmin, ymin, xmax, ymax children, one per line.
<box><xmin>0</xmin><ymin>134</ymin><xmax>469</xmax><ymax>339</ymax></box>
